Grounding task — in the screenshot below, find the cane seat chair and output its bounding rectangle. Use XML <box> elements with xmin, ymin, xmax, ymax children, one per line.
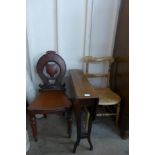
<box><xmin>28</xmin><ymin>51</ymin><xmax>72</xmax><ymax>141</ymax></box>
<box><xmin>83</xmin><ymin>56</ymin><xmax>121</xmax><ymax>126</ymax></box>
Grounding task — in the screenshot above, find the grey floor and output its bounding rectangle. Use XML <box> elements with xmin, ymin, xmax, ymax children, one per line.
<box><xmin>27</xmin><ymin>114</ymin><xmax>129</xmax><ymax>155</ymax></box>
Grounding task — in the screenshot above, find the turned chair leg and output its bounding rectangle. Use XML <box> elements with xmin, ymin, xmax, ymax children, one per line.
<box><xmin>43</xmin><ymin>114</ymin><xmax>47</xmax><ymax>118</ymax></box>
<box><xmin>29</xmin><ymin>112</ymin><xmax>37</xmax><ymax>141</ymax></box>
<box><xmin>67</xmin><ymin>108</ymin><xmax>72</xmax><ymax>138</ymax></box>
<box><xmin>116</xmin><ymin>103</ymin><xmax>120</xmax><ymax>127</ymax></box>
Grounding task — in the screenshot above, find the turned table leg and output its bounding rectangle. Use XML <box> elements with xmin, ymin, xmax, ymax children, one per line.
<box><xmin>72</xmin><ymin>98</ymin><xmax>98</xmax><ymax>153</ymax></box>
<box><xmin>73</xmin><ymin>122</ymin><xmax>81</xmax><ymax>153</ymax></box>
<box><xmin>73</xmin><ymin>101</ymin><xmax>81</xmax><ymax>153</ymax></box>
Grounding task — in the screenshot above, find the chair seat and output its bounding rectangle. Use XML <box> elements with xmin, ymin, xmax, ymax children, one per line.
<box><xmin>95</xmin><ymin>88</ymin><xmax>121</xmax><ymax>105</ymax></box>
<box><xmin>28</xmin><ymin>90</ymin><xmax>71</xmax><ymax>112</ymax></box>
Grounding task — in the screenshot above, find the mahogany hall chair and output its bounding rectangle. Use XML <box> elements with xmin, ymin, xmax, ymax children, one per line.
<box><xmin>83</xmin><ymin>56</ymin><xmax>121</xmax><ymax>127</ymax></box>
<box><xmin>28</xmin><ymin>51</ymin><xmax>72</xmax><ymax>141</ymax></box>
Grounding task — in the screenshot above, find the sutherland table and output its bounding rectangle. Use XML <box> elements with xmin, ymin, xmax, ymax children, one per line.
<box><xmin>69</xmin><ymin>69</ymin><xmax>99</xmax><ymax>153</ymax></box>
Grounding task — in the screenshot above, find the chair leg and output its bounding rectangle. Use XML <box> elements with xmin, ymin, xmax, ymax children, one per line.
<box><xmin>116</xmin><ymin>103</ymin><xmax>120</xmax><ymax>127</ymax></box>
<box><xmin>43</xmin><ymin>114</ymin><xmax>47</xmax><ymax>118</ymax></box>
<box><xmin>67</xmin><ymin>108</ymin><xmax>72</xmax><ymax>138</ymax></box>
<box><xmin>87</xmin><ymin>107</ymin><xmax>94</xmax><ymax>150</ymax></box>
<box><xmin>86</xmin><ymin>112</ymin><xmax>90</xmax><ymax>130</ymax></box>
<box><xmin>29</xmin><ymin>112</ymin><xmax>37</xmax><ymax>141</ymax></box>
<box><xmin>62</xmin><ymin>112</ymin><xmax>65</xmax><ymax>117</ymax></box>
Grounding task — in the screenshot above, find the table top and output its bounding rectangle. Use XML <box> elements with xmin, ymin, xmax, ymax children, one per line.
<box><xmin>69</xmin><ymin>69</ymin><xmax>98</xmax><ymax>99</ymax></box>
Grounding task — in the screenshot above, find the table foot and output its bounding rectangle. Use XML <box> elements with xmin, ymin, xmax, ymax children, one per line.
<box><xmin>73</xmin><ymin>139</ymin><xmax>80</xmax><ymax>153</ymax></box>
<box><xmin>88</xmin><ymin>138</ymin><xmax>93</xmax><ymax>150</ymax></box>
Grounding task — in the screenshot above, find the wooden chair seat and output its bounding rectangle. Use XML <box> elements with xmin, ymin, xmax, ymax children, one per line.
<box><xmin>95</xmin><ymin>88</ymin><xmax>121</xmax><ymax>106</ymax></box>
<box><xmin>28</xmin><ymin>91</ymin><xmax>71</xmax><ymax>112</ymax></box>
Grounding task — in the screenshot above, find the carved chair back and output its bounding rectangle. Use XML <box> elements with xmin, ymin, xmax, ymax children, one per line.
<box><xmin>36</xmin><ymin>51</ymin><xmax>66</xmax><ymax>90</ymax></box>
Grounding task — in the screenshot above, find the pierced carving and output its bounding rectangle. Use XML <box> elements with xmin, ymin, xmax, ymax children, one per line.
<box><xmin>36</xmin><ymin>51</ymin><xmax>66</xmax><ymax>91</ymax></box>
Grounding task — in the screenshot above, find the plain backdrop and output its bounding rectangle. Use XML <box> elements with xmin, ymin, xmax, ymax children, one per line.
<box><xmin>0</xmin><ymin>0</ymin><xmax>155</xmax><ymax>155</ymax></box>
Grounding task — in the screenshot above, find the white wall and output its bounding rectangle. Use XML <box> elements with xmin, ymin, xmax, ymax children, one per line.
<box><xmin>26</xmin><ymin>0</ymin><xmax>121</xmax><ymax>88</ymax></box>
<box><xmin>57</xmin><ymin>0</ymin><xmax>86</xmax><ymax>70</ymax></box>
<box><xmin>27</xmin><ymin>0</ymin><xmax>58</xmax><ymax>88</ymax></box>
<box><xmin>90</xmin><ymin>0</ymin><xmax>120</xmax><ymax>56</ymax></box>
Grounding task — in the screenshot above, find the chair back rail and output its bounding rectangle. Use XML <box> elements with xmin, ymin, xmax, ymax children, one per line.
<box><xmin>83</xmin><ymin>56</ymin><xmax>114</xmax><ymax>87</ymax></box>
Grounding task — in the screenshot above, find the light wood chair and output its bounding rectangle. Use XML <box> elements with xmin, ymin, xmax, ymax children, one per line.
<box><xmin>83</xmin><ymin>56</ymin><xmax>121</xmax><ymax>127</ymax></box>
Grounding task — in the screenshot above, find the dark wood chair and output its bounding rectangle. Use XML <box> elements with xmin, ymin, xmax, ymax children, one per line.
<box><xmin>28</xmin><ymin>51</ymin><xmax>72</xmax><ymax>141</ymax></box>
